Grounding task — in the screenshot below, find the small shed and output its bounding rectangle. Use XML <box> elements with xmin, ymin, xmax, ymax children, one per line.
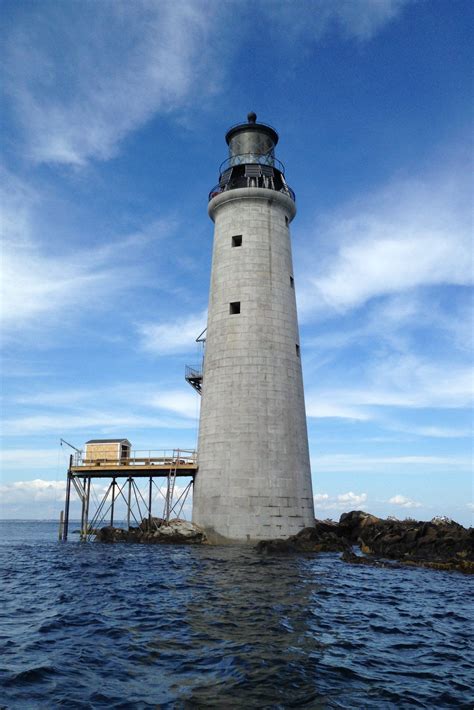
<box><xmin>84</xmin><ymin>439</ymin><xmax>132</xmax><ymax>463</ymax></box>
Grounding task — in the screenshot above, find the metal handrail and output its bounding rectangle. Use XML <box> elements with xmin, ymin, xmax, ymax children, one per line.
<box><xmin>209</xmin><ymin>182</ymin><xmax>296</xmax><ymax>203</ymax></box>
<box><xmin>219</xmin><ymin>154</ymin><xmax>285</xmax><ymax>176</ymax></box>
<box><xmin>185</xmin><ymin>365</ymin><xmax>202</xmax><ymax>379</ymax></box>
<box><xmin>73</xmin><ymin>449</ymin><xmax>197</xmax><ymax>467</ymax></box>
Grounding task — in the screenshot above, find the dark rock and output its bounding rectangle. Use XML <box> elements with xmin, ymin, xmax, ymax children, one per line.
<box><xmin>338</xmin><ymin>511</ymin><xmax>381</xmax><ymax>541</ymax></box>
<box><xmin>347</xmin><ymin>515</ymin><xmax>473</xmax><ymax>567</ymax></box>
<box><xmin>256</xmin><ymin>522</ymin><xmax>350</xmax><ymax>555</ymax></box>
<box><xmin>256</xmin><ymin>511</ymin><xmax>473</xmax><ymax>573</ymax></box>
<box><xmin>95</xmin><ymin>520</ymin><xmax>206</xmax><ymax>545</ymax></box>
<box><xmin>139</xmin><ymin>517</ymin><xmax>165</xmax><ymax>533</ymax></box>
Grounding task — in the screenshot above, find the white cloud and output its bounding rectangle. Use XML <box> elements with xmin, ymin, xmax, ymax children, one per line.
<box><xmin>2</xmin><ymin>411</ymin><xmax>196</xmax><ymax>437</ymax></box>
<box><xmin>3</xmin><ymin>382</ymin><xmax>202</xmax><ymax>445</ymax></box>
<box><xmin>305</xmin><ymin>397</ymin><xmax>371</xmax><ymax>421</ymax></box>
<box><xmin>329</xmin><ymin>0</ymin><xmax>412</xmax><ymax>40</ymax></box>
<box><xmin>314</xmin><ymin>490</ymin><xmax>368</xmax><ymax>511</ymax></box>
<box><xmin>338</xmin><ymin>491</ymin><xmax>368</xmax><ymax>505</ymax></box>
<box><xmin>1</xmin><ymin>236</ymin><xmax>128</xmax><ymax>332</ymax></box>
<box><xmin>388</xmin><ymin>494</ymin><xmax>422</xmax><ymax>508</ymax></box>
<box><xmin>1</xmin><ymin>1</ymin><xmax>412</xmax><ymax>167</ymax></box>
<box><xmin>392</xmin><ymin>425</ymin><xmax>473</xmax><ymax>439</ymax></box>
<box><xmin>297</xmin><ymin>166</ymin><xmax>472</xmax><ymax>319</ymax></box>
<box><xmin>138</xmin><ymin>311</ymin><xmax>207</xmax><ymax>355</ymax></box>
<box><xmin>0</xmin><ymin>479</ymin><xmax>66</xmax><ymax>503</ymax></box>
<box><xmin>305</xmin><ymin>355</ymin><xmax>473</xmax><ymax>419</ymax></box>
<box><xmin>0</xmin><ymin>168</ymin><xmax>175</xmax><ymax>336</ymax></box>
<box><xmin>264</xmin><ymin>0</ymin><xmax>413</xmax><ymax>43</ymax></box>
<box><xmin>3</xmin><ymin>2</ymin><xmax>223</xmax><ymax>165</ymax></box>
<box><xmin>364</xmin><ymin>354</ymin><xmax>473</xmax><ymax>410</ymax></box>
<box><xmin>150</xmin><ymin>390</ymin><xmax>200</xmax><ymax>419</ymax></box>
<box><xmin>0</xmin><ymin>477</ymin><xmax>194</xmax><ymax>521</ymax></box>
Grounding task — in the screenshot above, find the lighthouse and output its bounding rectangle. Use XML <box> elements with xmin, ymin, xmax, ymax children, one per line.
<box><xmin>193</xmin><ymin>113</ymin><xmax>314</xmax><ymax>542</ymax></box>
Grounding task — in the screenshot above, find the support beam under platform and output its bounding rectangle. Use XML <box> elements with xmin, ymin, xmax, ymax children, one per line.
<box><xmin>62</xmin><ymin>449</ymin><xmax>197</xmax><ymax>541</ymax></box>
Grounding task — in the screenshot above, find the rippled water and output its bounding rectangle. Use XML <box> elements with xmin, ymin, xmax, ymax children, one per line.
<box><xmin>0</xmin><ymin>522</ymin><xmax>472</xmax><ymax>709</ymax></box>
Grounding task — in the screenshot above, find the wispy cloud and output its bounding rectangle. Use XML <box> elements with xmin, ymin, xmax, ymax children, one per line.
<box><xmin>297</xmin><ymin>164</ymin><xmax>472</xmax><ymax>319</ymax></box>
<box><xmin>388</xmin><ymin>424</ymin><xmax>473</xmax><ymax>439</ymax></box>
<box><xmin>3</xmin><ymin>382</ymin><xmax>201</xmax><ymax>441</ymax></box>
<box><xmin>0</xmin><ymin>449</ymin><xmax>67</xmax><ymax>469</ymax></box>
<box><xmin>305</xmin><ymin>397</ymin><xmax>370</xmax><ymax>421</ymax></box>
<box><xmin>2</xmin><ymin>2</ymin><xmax>224</xmax><ymax>166</ymax></box>
<box><xmin>304</xmin><ymin>353</ymin><xmax>473</xmax><ymax>434</ymax></box>
<box><xmin>2</xmin><ymin>411</ymin><xmax>196</xmax><ymax>437</ymax></box>
<box><xmin>0</xmin><ymin>168</ymin><xmax>174</xmax><ymax>338</ymax></box>
<box><xmin>312</xmin><ymin>454</ymin><xmax>472</xmax><ymax>473</ymax></box>
<box><xmin>262</xmin><ymin>0</ymin><xmax>413</xmax><ymax>43</ymax></box>
<box><xmin>150</xmin><ymin>391</ymin><xmax>200</xmax><ymax>419</ymax></box>
<box><xmin>1</xmin><ymin>236</ymin><xmax>130</xmax><ymax>335</ymax></box>
<box><xmin>138</xmin><ymin>311</ymin><xmax>207</xmax><ymax>355</ymax></box>
<box><xmin>1</xmin><ymin>1</ymin><xmax>413</xmax><ymax>168</ymax></box>
<box><xmin>311</xmin><ymin>358</ymin><xmax>473</xmax><ymax>411</ymax></box>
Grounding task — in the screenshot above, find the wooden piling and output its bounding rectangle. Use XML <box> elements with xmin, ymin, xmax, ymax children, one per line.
<box><xmin>58</xmin><ymin>510</ymin><xmax>64</xmax><ymax>540</ymax></box>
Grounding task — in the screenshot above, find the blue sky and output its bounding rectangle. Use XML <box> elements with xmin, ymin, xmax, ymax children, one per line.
<box><xmin>1</xmin><ymin>0</ymin><xmax>472</xmax><ymax>524</ymax></box>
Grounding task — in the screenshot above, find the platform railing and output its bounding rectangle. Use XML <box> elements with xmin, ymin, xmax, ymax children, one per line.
<box><xmin>219</xmin><ymin>153</ymin><xmax>285</xmax><ymax>175</ymax></box>
<box><xmin>72</xmin><ymin>449</ymin><xmax>197</xmax><ymax>468</ymax></box>
<box><xmin>185</xmin><ymin>365</ymin><xmax>202</xmax><ymax>379</ymax></box>
<box><xmin>209</xmin><ymin>181</ymin><xmax>296</xmax><ymax>203</ymax></box>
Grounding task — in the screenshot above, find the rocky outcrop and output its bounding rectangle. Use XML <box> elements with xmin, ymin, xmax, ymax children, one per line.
<box><xmin>95</xmin><ymin>518</ymin><xmax>206</xmax><ymax>544</ymax></box>
<box><xmin>256</xmin><ymin>520</ymin><xmax>350</xmax><ymax>555</ymax></box>
<box><xmin>339</xmin><ymin>510</ymin><xmax>473</xmax><ymax>569</ymax></box>
<box><xmin>257</xmin><ymin>511</ymin><xmax>474</xmax><ymax>574</ymax></box>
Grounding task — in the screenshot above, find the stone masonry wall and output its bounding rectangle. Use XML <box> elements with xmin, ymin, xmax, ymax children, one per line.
<box><xmin>193</xmin><ymin>188</ymin><xmax>314</xmax><ymax>541</ymax></box>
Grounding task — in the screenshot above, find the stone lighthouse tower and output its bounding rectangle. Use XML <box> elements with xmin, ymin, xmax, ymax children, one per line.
<box><xmin>193</xmin><ymin>113</ymin><xmax>314</xmax><ymax>542</ymax></box>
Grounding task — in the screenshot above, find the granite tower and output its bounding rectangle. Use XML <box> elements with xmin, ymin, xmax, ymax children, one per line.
<box><xmin>193</xmin><ymin>113</ymin><xmax>314</xmax><ymax>541</ymax></box>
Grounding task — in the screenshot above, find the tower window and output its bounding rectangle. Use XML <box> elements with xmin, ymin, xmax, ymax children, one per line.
<box><xmin>296</xmin><ymin>344</ymin><xmax>300</xmax><ymax>357</ymax></box>
<box><xmin>230</xmin><ymin>301</ymin><xmax>241</xmax><ymax>315</ymax></box>
<box><xmin>290</xmin><ymin>276</ymin><xmax>294</xmax><ymax>288</ymax></box>
<box><xmin>285</xmin><ymin>216</ymin><xmax>289</xmax><ymax>226</ymax></box>
<box><xmin>232</xmin><ymin>235</ymin><xmax>242</xmax><ymax>247</ymax></box>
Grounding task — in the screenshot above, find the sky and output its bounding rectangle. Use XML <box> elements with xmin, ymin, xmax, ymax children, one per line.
<box><xmin>0</xmin><ymin>0</ymin><xmax>472</xmax><ymax>525</ymax></box>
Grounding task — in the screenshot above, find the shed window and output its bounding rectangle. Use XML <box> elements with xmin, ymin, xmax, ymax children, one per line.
<box><xmin>232</xmin><ymin>235</ymin><xmax>242</xmax><ymax>247</ymax></box>
<box><xmin>230</xmin><ymin>301</ymin><xmax>241</xmax><ymax>315</ymax></box>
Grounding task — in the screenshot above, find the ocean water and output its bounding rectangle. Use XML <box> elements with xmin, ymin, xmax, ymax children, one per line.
<box><xmin>0</xmin><ymin>521</ymin><xmax>472</xmax><ymax>709</ymax></box>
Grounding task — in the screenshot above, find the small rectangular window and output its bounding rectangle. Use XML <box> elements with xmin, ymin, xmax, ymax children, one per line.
<box><xmin>285</xmin><ymin>216</ymin><xmax>289</xmax><ymax>226</ymax></box>
<box><xmin>232</xmin><ymin>235</ymin><xmax>242</xmax><ymax>247</ymax></box>
<box><xmin>230</xmin><ymin>301</ymin><xmax>241</xmax><ymax>315</ymax></box>
<box><xmin>296</xmin><ymin>344</ymin><xmax>300</xmax><ymax>357</ymax></box>
<box><xmin>290</xmin><ymin>276</ymin><xmax>294</xmax><ymax>288</ymax></box>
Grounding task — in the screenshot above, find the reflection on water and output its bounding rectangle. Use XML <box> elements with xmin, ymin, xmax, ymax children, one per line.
<box><xmin>0</xmin><ymin>522</ymin><xmax>472</xmax><ymax>708</ymax></box>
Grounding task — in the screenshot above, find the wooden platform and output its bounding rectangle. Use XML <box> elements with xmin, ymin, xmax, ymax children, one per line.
<box><xmin>61</xmin><ymin>448</ymin><xmax>197</xmax><ymax>541</ymax></box>
<box><xmin>70</xmin><ymin>464</ymin><xmax>197</xmax><ymax>478</ymax></box>
<box><xmin>70</xmin><ymin>451</ymin><xmax>198</xmax><ymax>478</ymax></box>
